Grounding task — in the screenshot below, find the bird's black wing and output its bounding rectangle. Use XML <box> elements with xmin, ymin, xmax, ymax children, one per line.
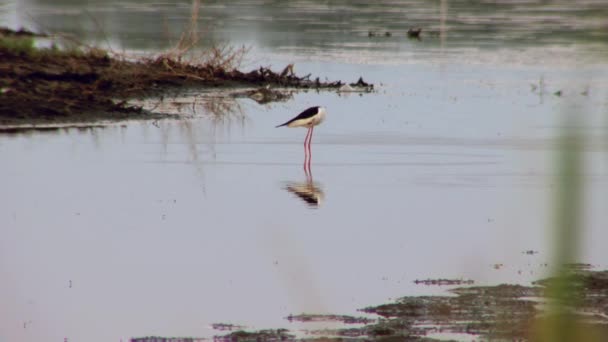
<box><xmin>276</xmin><ymin>106</ymin><xmax>320</xmax><ymax>127</ymax></box>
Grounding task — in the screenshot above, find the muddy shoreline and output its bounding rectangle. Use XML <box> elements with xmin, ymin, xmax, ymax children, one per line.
<box><xmin>0</xmin><ymin>27</ymin><xmax>372</xmax><ymax>130</ymax></box>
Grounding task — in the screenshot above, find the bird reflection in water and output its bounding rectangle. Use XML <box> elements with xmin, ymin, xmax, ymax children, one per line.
<box><xmin>283</xmin><ymin>137</ymin><xmax>325</xmax><ymax>208</ymax></box>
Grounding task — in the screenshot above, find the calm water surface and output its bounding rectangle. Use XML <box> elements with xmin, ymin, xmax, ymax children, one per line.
<box><xmin>1</xmin><ymin>1</ymin><xmax>608</xmax><ymax>341</ymax></box>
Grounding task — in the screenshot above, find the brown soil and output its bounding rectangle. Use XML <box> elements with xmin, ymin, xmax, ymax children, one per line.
<box><xmin>0</xmin><ymin>27</ymin><xmax>372</xmax><ymax>129</ymax></box>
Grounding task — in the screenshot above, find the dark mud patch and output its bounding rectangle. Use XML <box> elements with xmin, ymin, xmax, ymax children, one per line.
<box><xmin>0</xmin><ymin>27</ymin><xmax>372</xmax><ymax>130</ymax></box>
<box><xmin>214</xmin><ymin>329</ymin><xmax>294</xmax><ymax>342</ymax></box>
<box><xmin>0</xmin><ymin>27</ymin><xmax>44</xmax><ymax>38</ymax></box>
<box><xmin>286</xmin><ymin>314</ymin><xmax>375</xmax><ymax>325</ymax></box>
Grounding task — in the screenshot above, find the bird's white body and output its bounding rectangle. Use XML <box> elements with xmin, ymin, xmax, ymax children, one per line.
<box><xmin>286</xmin><ymin>106</ymin><xmax>326</xmax><ymax>128</ymax></box>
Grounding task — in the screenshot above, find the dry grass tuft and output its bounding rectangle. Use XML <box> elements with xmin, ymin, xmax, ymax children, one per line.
<box><xmin>154</xmin><ymin>0</ymin><xmax>248</xmax><ymax>73</ymax></box>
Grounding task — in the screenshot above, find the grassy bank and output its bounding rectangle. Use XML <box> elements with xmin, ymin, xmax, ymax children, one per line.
<box><xmin>0</xmin><ymin>27</ymin><xmax>368</xmax><ymax>128</ymax></box>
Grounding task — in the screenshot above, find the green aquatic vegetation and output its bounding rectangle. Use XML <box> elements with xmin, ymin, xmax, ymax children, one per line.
<box><xmin>0</xmin><ymin>36</ymin><xmax>35</xmax><ymax>55</ymax></box>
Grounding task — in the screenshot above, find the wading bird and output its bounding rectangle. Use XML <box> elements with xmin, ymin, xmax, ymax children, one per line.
<box><xmin>276</xmin><ymin>106</ymin><xmax>326</xmax><ymax>151</ymax></box>
<box><xmin>277</xmin><ymin>106</ymin><xmax>327</xmax><ymax>207</ymax></box>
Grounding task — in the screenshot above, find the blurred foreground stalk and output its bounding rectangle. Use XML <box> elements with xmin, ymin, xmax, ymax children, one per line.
<box><xmin>534</xmin><ymin>112</ymin><xmax>592</xmax><ymax>341</ymax></box>
<box><xmin>552</xmin><ymin>116</ymin><xmax>583</xmax><ymax>271</ymax></box>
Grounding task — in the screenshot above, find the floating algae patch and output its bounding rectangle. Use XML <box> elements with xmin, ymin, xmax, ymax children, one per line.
<box><xmin>199</xmin><ymin>269</ymin><xmax>608</xmax><ymax>341</ymax></box>
<box><xmin>533</xmin><ymin>269</ymin><xmax>608</xmax><ymax>312</ymax></box>
<box><xmin>357</xmin><ymin>270</ymin><xmax>608</xmax><ymax>340</ymax></box>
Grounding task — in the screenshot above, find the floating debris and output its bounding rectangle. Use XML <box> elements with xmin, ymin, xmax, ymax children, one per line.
<box><xmin>352</xmin><ymin>77</ymin><xmax>370</xmax><ymax>87</ymax></box>
<box><xmin>337</xmin><ymin>78</ymin><xmax>373</xmax><ymax>94</ymax></box>
<box><xmin>338</xmin><ymin>84</ymin><xmax>355</xmax><ymax>92</ymax></box>
<box><xmin>368</xmin><ymin>30</ymin><xmax>392</xmax><ymax>38</ymax></box>
<box><xmin>413</xmin><ymin>278</ymin><xmax>475</xmax><ymax>286</ymax></box>
<box><xmin>407</xmin><ymin>28</ymin><xmax>422</xmax><ymax>39</ymax></box>
<box><xmin>279</xmin><ymin>63</ymin><xmax>295</xmax><ymax>78</ymax></box>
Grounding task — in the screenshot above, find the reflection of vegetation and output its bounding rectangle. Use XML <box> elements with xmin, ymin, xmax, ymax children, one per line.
<box><xmin>147</xmin><ymin>94</ymin><xmax>249</xmax><ymax>194</ymax></box>
<box><xmin>142</xmin><ymin>93</ymin><xmax>247</xmax><ymax>127</ymax></box>
<box><xmin>200</xmin><ymin>96</ymin><xmax>247</xmax><ymax>126</ymax></box>
<box><xmin>233</xmin><ymin>87</ymin><xmax>294</xmax><ymax>105</ymax></box>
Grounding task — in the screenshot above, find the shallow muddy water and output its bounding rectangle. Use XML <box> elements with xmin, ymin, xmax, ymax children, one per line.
<box><xmin>2</xmin><ymin>1</ymin><xmax>608</xmax><ymax>341</ymax></box>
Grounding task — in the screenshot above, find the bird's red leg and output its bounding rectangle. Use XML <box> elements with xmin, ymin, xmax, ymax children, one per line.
<box><xmin>309</xmin><ymin>126</ymin><xmax>314</xmax><ymax>146</ymax></box>
<box><xmin>306</xmin><ymin>146</ymin><xmax>312</xmax><ymax>170</ymax></box>
<box><xmin>304</xmin><ymin>141</ymin><xmax>309</xmax><ymax>170</ymax></box>
<box><xmin>308</xmin><ymin>126</ymin><xmax>315</xmax><ymax>151</ymax></box>
<box><xmin>303</xmin><ymin>127</ymin><xmax>311</xmax><ymax>171</ymax></box>
<box><xmin>305</xmin><ymin>126</ymin><xmax>313</xmax><ymax>171</ymax></box>
<box><xmin>304</xmin><ymin>127</ymin><xmax>311</xmax><ymax>148</ymax></box>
